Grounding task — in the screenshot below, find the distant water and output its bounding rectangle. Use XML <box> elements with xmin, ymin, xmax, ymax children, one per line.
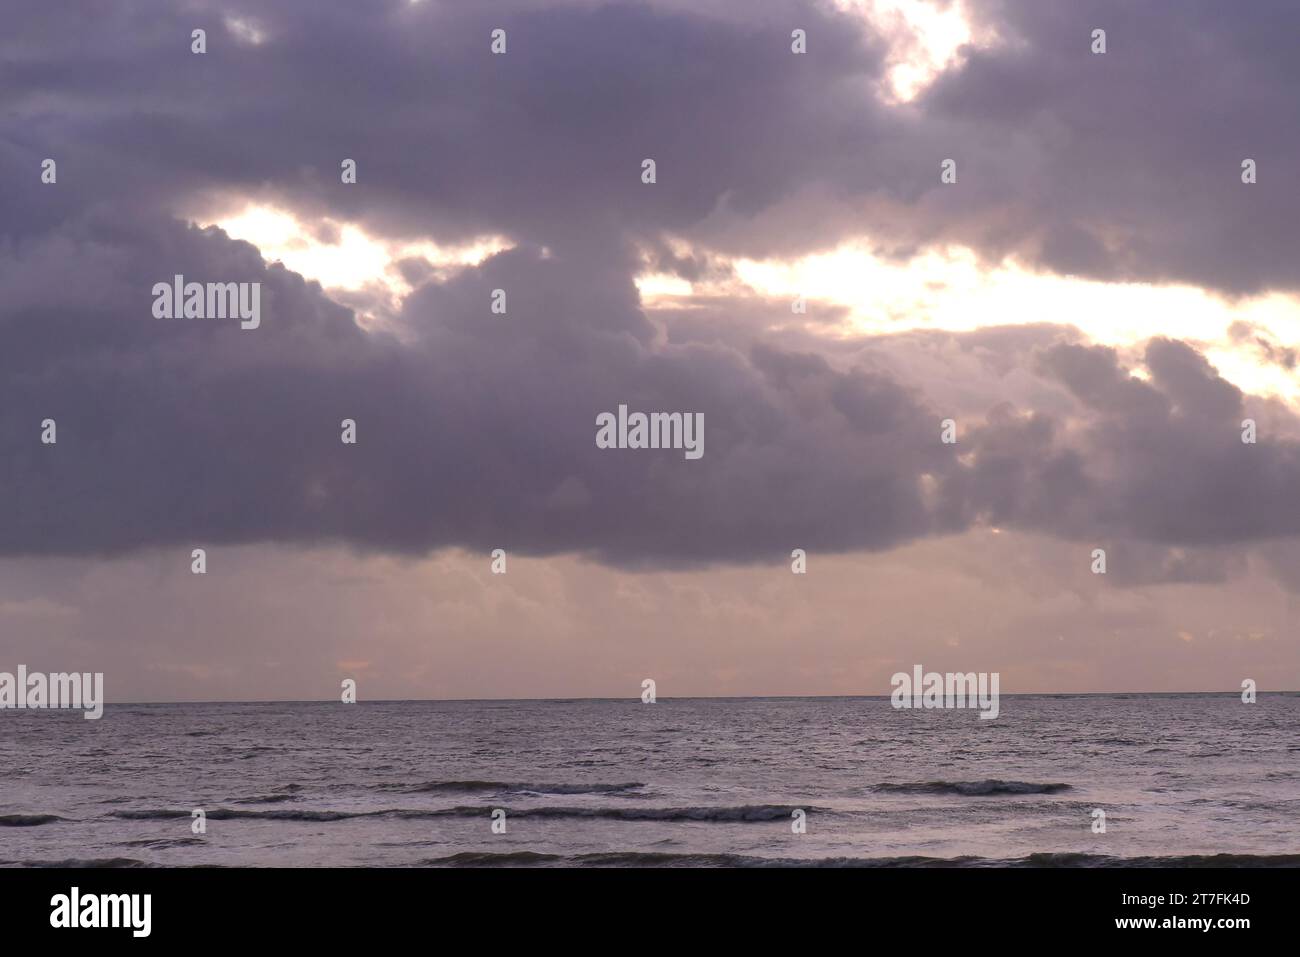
<box><xmin>2</xmin><ymin>695</ymin><xmax>1298</xmax><ymax>867</ymax></box>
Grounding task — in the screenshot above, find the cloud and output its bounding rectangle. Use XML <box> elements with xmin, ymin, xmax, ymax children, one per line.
<box><xmin>6</xmin><ymin>0</ymin><xmax>1292</xmax><ymax>298</ymax></box>
<box><xmin>1229</xmin><ymin>320</ymin><xmax>1298</xmax><ymax>371</ymax></box>
<box><xmin>4</xmin><ymin>201</ymin><xmax>1300</xmax><ymax>568</ymax></box>
<box><xmin>4</xmin><ymin>0</ymin><xmax>1300</xmax><ymax>570</ymax></box>
<box><xmin>961</xmin><ymin>338</ymin><xmax>1300</xmax><ymax>547</ymax></box>
<box><xmin>913</xmin><ymin>0</ymin><xmax>1300</xmax><ymax>294</ymax></box>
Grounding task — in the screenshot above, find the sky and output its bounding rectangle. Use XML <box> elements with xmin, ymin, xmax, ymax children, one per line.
<box><xmin>2</xmin><ymin>0</ymin><xmax>1298</xmax><ymax>700</ymax></box>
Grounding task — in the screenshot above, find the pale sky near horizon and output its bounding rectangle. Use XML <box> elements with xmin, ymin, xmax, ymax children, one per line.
<box><xmin>3</xmin><ymin>0</ymin><xmax>1299</xmax><ymax>701</ymax></box>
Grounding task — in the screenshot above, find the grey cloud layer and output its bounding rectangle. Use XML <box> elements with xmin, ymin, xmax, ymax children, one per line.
<box><xmin>3</xmin><ymin>207</ymin><xmax>1298</xmax><ymax>564</ymax></box>
<box><xmin>11</xmin><ymin>0</ymin><xmax>1300</xmax><ymax>290</ymax></box>
<box><xmin>3</xmin><ymin>0</ymin><xmax>1300</xmax><ymax>565</ymax></box>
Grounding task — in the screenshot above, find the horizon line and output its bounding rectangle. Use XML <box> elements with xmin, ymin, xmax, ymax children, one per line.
<box><xmin>48</xmin><ymin>689</ymin><xmax>1300</xmax><ymax>707</ymax></box>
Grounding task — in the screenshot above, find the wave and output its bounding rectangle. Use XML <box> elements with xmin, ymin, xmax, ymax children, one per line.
<box><xmin>420</xmin><ymin>851</ymin><xmax>784</xmax><ymax>867</ymax></box>
<box><xmin>424</xmin><ymin>851</ymin><xmax>568</xmax><ymax>866</ymax></box>
<box><xmin>1</xmin><ymin>857</ymin><xmax>153</xmax><ymax>868</ymax></box>
<box><xmin>418</xmin><ymin>850</ymin><xmax>1300</xmax><ymax>868</ymax></box>
<box><xmin>1017</xmin><ymin>852</ymin><xmax>1300</xmax><ymax>868</ymax></box>
<box><xmin>416</xmin><ymin>851</ymin><xmax>992</xmax><ymax>868</ymax></box>
<box><xmin>475</xmin><ymin>804</ymin><xmax>806</xmax><ymax>822</ymax></box>
<box><xmin>234</xmin><ymin>793</ymin><xmax>300</xmax><ymax>804</ymax></box>
<box><xmin>109</xmin><ymin>804</ymin><xmax>810</xmax><ymax>823</ymax></box>
<box><xmin>873</xmin><ymin>780</ymin><xmax>1071</xmax><ymax>796</ymax></box>
<box><xmin>111</xmin><ymin>808</ymin><xmax>362</xmax><ymax>822</ymax></box>
<box><xmin>113</xmin><ymin>837</ymin><xmax>208</xmax><ymax>849</ymax></box>
<box><xmin>0</xmin><ymin>814</ymin><xmax>63</xmax><ymax>827</ymax></box>
<box><xmin>375</xmin><ymin>780</ymin><xmax>646</xmax><ymax>796</ymax></box>
<box><xmin>9</xmin><ymin>849</ymin><xmax>1296</xmax><ymax>869</ymax></box>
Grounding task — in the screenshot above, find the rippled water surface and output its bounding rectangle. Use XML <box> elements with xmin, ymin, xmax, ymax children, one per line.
<box><xmin>2</xmin><ymin>694</ymin><xmax>1297</xmax><ymax>866</ymax></box>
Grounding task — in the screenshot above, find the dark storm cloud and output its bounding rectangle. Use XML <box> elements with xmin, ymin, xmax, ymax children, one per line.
<box><xmin>7</xmin><ymin>0</ymin><xmax>1299</xmax><ymax>287</ymax></box>
<box><xmin>3</xmin><ymin>205</ymin><xmax>1300</xmax><ymax>564</ymax></box>
<box><xmin>4</xmin><ymin>0</ymin><xmax>1300</xmax><ymax>565</ymax></box>
<box><xmin>956</xmin><ymin>338</ymin><xmax>1300</xmax><ymax>547</ymax></box>
<box><xmin>918</xmin><ymin>0</ymin><xmax>1300</xmax><ymax>295</ymax></box>
<box><xmin>0</xmin><ymin>206</ymin><xmax>960</xmax><ymax>563</ymax></box>
<box><xmin>3</xmin><ymin>0</ymin><xmax>890</xmax><ymax>253</ymax></box>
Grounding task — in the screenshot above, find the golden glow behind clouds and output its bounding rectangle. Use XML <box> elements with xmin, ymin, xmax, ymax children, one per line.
<box><xmin>206</xmin><ymin>203</ymin><xmax>512</xmax><ymax>298</ymax></box>
<box><xmin>639</xmin><ymin>237</ymin><xmax>1300</xmax><ymax>403</ymax></box>
<box><xmin>205</xmin><ymin>202</ymin><xmax>1300</xmax><ymax>405</ymax></box>
<box><xmin>836</xmin><ymin>0</ymin><xmax>981</xmax><ymax>103</ymax></box>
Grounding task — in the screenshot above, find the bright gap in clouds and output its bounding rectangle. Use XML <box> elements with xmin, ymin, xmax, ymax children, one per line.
<box><xmin>203</xmin><ymin>204</ymin><xmax>512</xmax><ymax>319</ymax></box>
<box><xmin>637</xmin><ymin>239</ymin><xmax>1300</xmax><ymax>405</ymax></box>
<box><xmin>836</xmin><ymin>0</ymin><xmax>982</xmax><ymax>103</ymax></box>
<box><xmin>206</xmin><ymin>202</ymin><xmax>1300</xmax><ymax>405</ymax></box>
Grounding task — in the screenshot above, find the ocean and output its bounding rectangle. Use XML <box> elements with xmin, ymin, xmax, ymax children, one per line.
<box><xmin>2</xmin><ymin>694</ymin><xmax>1297</xmax><ymax>867</ymax></box>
